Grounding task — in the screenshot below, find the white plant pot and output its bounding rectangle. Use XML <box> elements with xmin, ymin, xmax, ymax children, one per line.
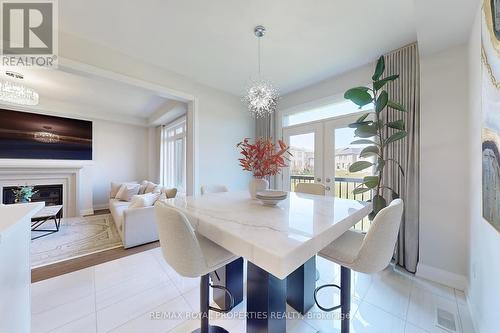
<box><xmin>249</xmin><ymin>178</ymin><xmax>269</xmax><ymax>199</ymax></box>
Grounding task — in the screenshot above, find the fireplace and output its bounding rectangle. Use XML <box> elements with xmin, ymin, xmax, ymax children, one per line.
<box><xmin>2</xmin><ymin>184</ymin><xmax>63</xmax><ymax>217</ymax></box>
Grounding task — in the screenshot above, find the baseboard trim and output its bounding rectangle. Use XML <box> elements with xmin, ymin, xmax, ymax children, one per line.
<box><xmin>80</xmin><ymin>208</ymin><xmax>94</xmax><ymax>216</ymax></box>
<box><xmin>416</xmin><ymin>263</ymin><xmax>467</xmax><ymax>291</ymax></box>
<box><xmin>93</xmin><ymin>203</ymin><xmax>109</xmax><ymax>211</ymax></box>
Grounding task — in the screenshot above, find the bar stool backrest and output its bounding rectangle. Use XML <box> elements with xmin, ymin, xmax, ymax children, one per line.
<box><xmin>155</xmin><ymin>201</ymin><xmax>207</xmax><ymax>278</ymax></box>
<box><xmin>353</xmin><ymin>199</ymin><xmax>404</xmax><ymax>274</ymax></box>
<box><xmin>201</xmin><ymin>184</ymin><xmax>229</xmax><ymax>195</ymax></box>
<box><xmin>295</xmin><ymin>183</ymin><xmax>326</xmax><ymax>196</ymax></box>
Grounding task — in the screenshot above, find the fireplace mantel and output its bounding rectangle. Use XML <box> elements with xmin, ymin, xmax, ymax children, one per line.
<box><xmin>0</xmin><ymin>160</ymin><xmax>90</xmax><ymax>217</ymax></box>
<box><xmin>0</xmin><ymin>159</ymin><xmax>93</xmax><ymax>169</ymax></box>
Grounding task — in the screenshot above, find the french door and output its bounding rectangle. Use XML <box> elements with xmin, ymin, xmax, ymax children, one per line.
<box><xmin>282</xmin><ymin>112</ymin><xmax>370</xmax><ymax>197</ymax></box>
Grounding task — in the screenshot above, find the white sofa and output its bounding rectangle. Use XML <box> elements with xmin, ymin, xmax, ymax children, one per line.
<box><xmin>109</xmin><ymin>183</ymin><xmax>177</xmax><ymax>248</ymax></box>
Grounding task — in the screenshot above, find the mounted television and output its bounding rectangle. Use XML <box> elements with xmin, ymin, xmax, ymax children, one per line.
<box><xmin>0</xmin><ymin>109</ymin><xmax>92</xmax><ymax>160</ymax></box>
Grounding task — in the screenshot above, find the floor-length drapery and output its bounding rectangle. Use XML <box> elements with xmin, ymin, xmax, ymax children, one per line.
<box><xmin>382</xmin><ymin>43</ymin><xmax>420</xmax><ymax>273</ymax></box>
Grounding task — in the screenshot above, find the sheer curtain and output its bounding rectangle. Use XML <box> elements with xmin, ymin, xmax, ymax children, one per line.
<box><xmin>382</xmin><ymin>43</ymin><xmax>420</xmax><ymax>273</ymax></box>
<box><xmin>160</xmin><ymin>117</ymin><xmax>187</xmax><ymax>192</ymax></box>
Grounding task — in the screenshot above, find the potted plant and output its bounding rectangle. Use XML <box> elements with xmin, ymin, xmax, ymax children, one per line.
<box><xmin>344</xmin><ymin>56</ymin><xmax>407</xmax><ymax>219</ymax></box>
<box><xmin>12</xmin><ymin>185</ymin><xmax>38</xmax><ymax>203</ymax></box>
<box><xmin>237</xmin><ymin>137</ymin><xmax>291</xmax><ymax>198</ymax></box>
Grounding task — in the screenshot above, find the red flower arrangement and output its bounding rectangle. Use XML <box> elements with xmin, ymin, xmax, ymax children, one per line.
<box><xmin>237</xmin><ymin>137</ymin><xmax>291</xmax><ymax>178</ymax></box>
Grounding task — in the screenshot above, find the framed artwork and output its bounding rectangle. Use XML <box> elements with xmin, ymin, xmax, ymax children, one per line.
<box><xmin>0</xmin><ymin>109</ymin><xmax>92</xmax><ymax>160</ymax></box>
<box><xmin>482</xmin><ymin>0</ymin><xmax>500</xmax><ymax>231</ymax></box>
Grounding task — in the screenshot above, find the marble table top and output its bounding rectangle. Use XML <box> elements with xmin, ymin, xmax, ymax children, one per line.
<box><xmin>166</xmin><ymin>191</ymin><xmax>371</xmax><ymax>279</ymax></box>
<box><xmin>32</xmin><ymin>204</ymin><xmax>62</xmax><ymax>219</ymax></box>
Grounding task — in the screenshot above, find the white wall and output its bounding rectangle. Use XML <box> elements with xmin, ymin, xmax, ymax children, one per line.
<box><xmin>279</xmin><ymin>63</ymin><xmax>373</xmax><ymax>112</ymax></box>
<box><xmin>416</xmin><ymin>44</ymin><xmax>470</xmax><ymax>289</ymax></box>
<box><xmin>467</xmin><ymin>7</ymin><xmax>500</xmax><ymax>333</ymax></box>
<box><xmin>60</xmin><ymin>33</ymin><xmax>254</xmax><ymax>194</ymax></box>
<box><xmin>90</xmin><ymin>119</ymin><xmax>149</xmax><ymax>209</ymax></box>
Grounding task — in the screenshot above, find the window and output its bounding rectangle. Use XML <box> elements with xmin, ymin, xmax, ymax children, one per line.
<box><xmin>160</xmin><ymin>117</ymin><xmax>186</xmax><ymax>192</ymax></box>
<box><xmin>283</xmin><ymin>100</ymin><xmax>371</xmax><ymax>127</ymax></box>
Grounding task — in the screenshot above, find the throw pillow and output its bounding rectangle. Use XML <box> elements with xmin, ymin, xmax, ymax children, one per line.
<box><xmin>138</xmin><ymin>180</ymin><xmax>148</xmax><ymax>195</ymax></box>
<box><xmin>157</xmin><ymin>192</ymin><xmax>167</xmax><ymax>201</ymax></box>
<box><xmin>110</xmin><ymin>181</ymin><xmax>138</xmax><ymax>198</ymax></box>
<box><xmin>116</xmin><ymin>183</ymin><xmax>141</xmax><ymax>202</ymax></box>
<box><xmin>129</xmin><ymin>192</ymin><xmax>161</xmax><ymax>208</ymax></box>
<box><xmin>144</xmin><ymin>181</ymin><xmax>159</xmax><ymax>193</ymax></box>
<box><xmin>110</xmin><ymin>182</ymin><xmax>123</xmax><ymax>198</ymax></box>
<box><xmin>162</xmin><ymin>187</ymin><xmax>178</xmax><ymax>199</ymax></box>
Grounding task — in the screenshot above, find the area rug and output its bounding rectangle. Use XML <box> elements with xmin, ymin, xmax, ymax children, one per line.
<box><xmin>31</xmin><ymin>213</ymin><xmax>123</xmax><ymax>268</ymax></box>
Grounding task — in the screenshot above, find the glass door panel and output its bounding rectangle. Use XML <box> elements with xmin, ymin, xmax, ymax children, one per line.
<box><xmin>324</xmin><ymin>117</ymin><xmax>374</xmax><ymax>231</ymax></box>
<box><xmin>289</xmin><ymin>132</ymin><xmax>315</xmax><ymax>191</ymax></box>
<box><xmin>282</xmin><ymin>123</ymin><xmax>323</xmax><ymax>192</ymax></box>
<box><xmin>333</xmin><ymin>127</ymin><xmax>372</xmax><ymax>201</ymax></box>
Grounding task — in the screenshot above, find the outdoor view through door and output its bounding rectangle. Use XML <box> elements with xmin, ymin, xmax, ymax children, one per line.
<box><xmin>283</xmin><ymin>100</ymin><xmax>373</xmax><ymax>230</ymax></box>
<box><xmin>161</xmin><ymin>117</ymin><xmax>186</xmax><ymax>193</ymax></box>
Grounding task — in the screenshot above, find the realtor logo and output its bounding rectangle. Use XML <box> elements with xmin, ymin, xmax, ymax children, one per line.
<box><xmin>1</xmin><ymin>0</ymin><xmax>58</xmax><ymax>67</ymax></box>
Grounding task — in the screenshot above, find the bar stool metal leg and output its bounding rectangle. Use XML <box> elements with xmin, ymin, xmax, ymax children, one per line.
<box><xmin>340</xmin><ymin>266</ymin><xmax>351</xmax><ymax>333</ymax></box>
<box><xmin>313</xmin><ymin>266</ymin><xmax>352</xmax><ymax>333</ymax></box>
<box><xmin>192</xmin><ymin>274</ymin><xmax>229</xmax><ymax>333</ymax></box>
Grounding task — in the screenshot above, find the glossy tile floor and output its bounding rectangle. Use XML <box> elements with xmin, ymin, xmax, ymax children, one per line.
<box><xmin>31</xmin><ymin>248</ymin><xmax>475</xmax><ymax>333</ymax></box>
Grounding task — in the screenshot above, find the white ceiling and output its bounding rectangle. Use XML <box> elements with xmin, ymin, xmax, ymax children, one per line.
<box><xmin>59</xmin><ymin>0</ymin><xmax>418</xmax><ymax>96</ymax></box>
<box><xmin>2</xmin><ymin>67</ymin><xmax>170</xmax><ymax>119</ymax></box>
<box><xmin>415</xmin><ymin>0</ymin><xmax>478</xmax><ymax>56</ymax></box>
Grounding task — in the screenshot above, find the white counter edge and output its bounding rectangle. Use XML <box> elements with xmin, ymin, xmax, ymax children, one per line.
<box><xmin>0</xmin><ymin>202</ymin><xmax>45</xmax><ymax>243</ymax></box>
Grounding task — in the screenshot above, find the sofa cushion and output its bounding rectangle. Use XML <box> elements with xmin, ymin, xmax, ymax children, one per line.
<box><xmin>138</xmin><ymin>180</ymin><xmax>148</xmax><ymax>195</ymax></box>
<box><xmin>109</xmin><ymin>199</ymin><xmax>129</xmax><ymax>233</ymax></box>
<box><xmin>116</xmin><ymin>183</ymin><xmax>141</xmax><ymax>202</ymax></box>
<box><xmin>110</xmin><ymin>182</ymin><xmax>123</xmax><ymax>198</ymax></box>
<box><xmin>110</xmin><ymin>181</ymin><xmax>138</xmax><ymax>198</ymax></box>
<box><xmin>129</xmin><ymin>192</ymin><xmax>161</xmax><ymax>208</ymax></box>
<box><xmin>162</xmin><ymin>187</ymin><xmax>177</xmax><ymax>199</ymax></box>
<box><xmin>145</xmin><ymin>181</ymin><xmax>161</xmax><ymax>194</ymax></box>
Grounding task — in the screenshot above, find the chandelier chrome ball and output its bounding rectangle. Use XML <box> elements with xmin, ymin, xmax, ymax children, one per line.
<box><xmin>243</xmin><ymin>79</ymin><xmax>279</xmax><ymax>118</ymax></box>
<box><xmin>243</xmin><ymin>25</ymin><xmax>279</xmax><ymax>118</ymax></box>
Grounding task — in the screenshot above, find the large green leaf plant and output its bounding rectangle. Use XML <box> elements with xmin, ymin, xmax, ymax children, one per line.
<box><xmin>344</xmin><ymin>56</ymin><xmax>407</xmax><ymax>219</ymax></box>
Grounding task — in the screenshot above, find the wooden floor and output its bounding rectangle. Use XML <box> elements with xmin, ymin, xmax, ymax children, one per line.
<box><xmin>31</xmin><ymin>241</ymin><xmax>160</xmax><ymax>283</ymax></box>
<box><xmin>31</xmin><ymin>208</ymin><xmax>160</xmax><ymax>283</ymax></box>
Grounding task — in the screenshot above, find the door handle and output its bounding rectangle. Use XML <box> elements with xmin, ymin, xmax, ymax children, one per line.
<box><xmin>325</xmin><ymin>178</ymin><xmax>331</xmax><ymax>183</ymax></box>
<box><xmin>325</xmin><ymin>186</ymin><xmax>331</xmax><ymax>191</ymax></box>
<box><xmin>316</xmin><ymin>177</ymin><xmax>321</xmax><ymax>182</ymax></box>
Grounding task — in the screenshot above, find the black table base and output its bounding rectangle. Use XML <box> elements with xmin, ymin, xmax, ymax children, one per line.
<box><xmin>247</xmin><ymin>262</ymin><xmax>287</xmax><ymax>333</ymax></box>
<box><xmin>31</xmin><ymin>214</ymin><xmax>61</xmax><ymax>240</ymax></box>
<box><xmin>245</xmin><ymin>259</ymin><xmax>352</xmax><ymax>333</ymax></box>
<box><xmin>286</xmin><ymin>256</ymin><xmax>316</xmax><ymax>314</ymax></box>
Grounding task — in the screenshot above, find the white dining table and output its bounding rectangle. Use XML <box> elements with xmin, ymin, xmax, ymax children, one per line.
<box><xmin>165</xmin><ymin>191</ymin><xmax>371</xmax><ymax>333</ymax></box>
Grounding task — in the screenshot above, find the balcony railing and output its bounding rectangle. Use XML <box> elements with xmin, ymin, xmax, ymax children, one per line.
<box><xmin>290</xmin><ymin>175</ymin><xmax>371</xmax><ymax>232</ymax></box>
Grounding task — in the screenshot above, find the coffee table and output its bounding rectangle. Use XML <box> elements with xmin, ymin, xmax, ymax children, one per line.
<box><xmin>31</xmin><ymin>205</ymin><xmax>62</xmax><ymax>240</ymax></box>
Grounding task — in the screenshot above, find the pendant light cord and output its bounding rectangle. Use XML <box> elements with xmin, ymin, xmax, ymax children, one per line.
<box><xmin>258</xmin><ymin>36</ymin><xmax>261</xmax><ymax>77</ymax></box>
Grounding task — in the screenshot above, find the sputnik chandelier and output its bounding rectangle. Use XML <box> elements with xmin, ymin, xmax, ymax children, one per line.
<box><xmin>242</xmin><ymin>25</ymin><xmax>279</xmax><ymax>118</ymax></box>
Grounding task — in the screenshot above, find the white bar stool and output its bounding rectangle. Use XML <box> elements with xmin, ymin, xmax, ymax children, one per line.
<box><xmin>155</xmin><ymin>201</ymin><xmax>238</xmax><ymax>333</ymax></box>
<box><xmin>314</xmin><ymin>199</ymin><xmax>404</xmax><ymax>332</ymax></box>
